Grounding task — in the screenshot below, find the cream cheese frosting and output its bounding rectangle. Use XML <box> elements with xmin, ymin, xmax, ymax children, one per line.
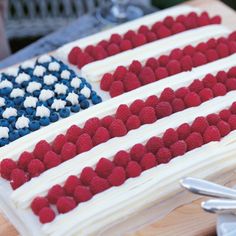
<box><xmin>66</xmin><ymin>92</ymin><xmax>79</xmax><ymax>105</ymax></box>
<box><xmin>10</xmin><ymin>88</ymin><xmax>25</xmax><ymax>98</ymax></box>
<box><xmin>0</xmin><ymin>127</ymin><xmax>9</xmax><ymax>139</ymax></box>
<box><xmin>39</xmin><ymin>89</ymin><xmax>54</xmax><ymax>101</ymax></box>
<box><xmin>15</xmin><ymin>116</ymin><xmax>30</xmax><ymax>129</ymax></box>
<box><xmin>26</xmin><ymin>82</ymin><xmax>42</xmax><ymax>93</ymax></box>
<box><xmin>43</xmin><ymin>74</ymin><xmax>58</xmax><ymax>85</ymax></box>
<box><xmin>48</xmin><ymin>62</ymin><xmax>60</xmax><ymax>72</ymax></box>
<box><xmin>23</xmin><ymin>96</ymin><xmax>38</xmax><ymax>108</ymax></box>
<box><xmin>70</xmin><ymin>77</ymin><xmax>81</xmax><ymax>89</ymax></box>
<box><xmin>35</xmin><ymin>106</ymin><xmax>50</xmax><ymax>118</ymax></box>
<box><xmin>37</xmin><ymin>55</ymin><xmax>52</xmax><ymax>64</ymax></box>
<box><xmin>60</xmin><ymin>70</ymin><xmax>70</xmax><ymax>80</ymax></box>
<box><xmin>0</xmin><ymin>80</ymin><xmax>13</xmax><ymax>89</ymax></box>
<box><xmin>0</xmin><ymin>97</ymin><xmax>5</xmax><ymax>107</ymax></box>
<box><xmin>51</xmin><ymin>99</ymin><xmax>66</xmax><ymax>111</ymax></box>
<box><xmin>2</xmin><ymin>107</ymin><xmax>17</xmax><ymax>119</ymax></box>
<box><xmin>33</xmin><ymin>65</ymin><xmax>46</xmax><ymax>77</ymax></box>
<box><xmin>15</xmin><ymin>73</ymin><xmax>30</xmax><ymax>84</ymax></box>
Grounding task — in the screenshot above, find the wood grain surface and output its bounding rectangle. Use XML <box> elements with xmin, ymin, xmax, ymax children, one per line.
<box><xmin>1</xmin><ymin>0</ymin><xmax>236</xmax><ymax>235</ymax></box>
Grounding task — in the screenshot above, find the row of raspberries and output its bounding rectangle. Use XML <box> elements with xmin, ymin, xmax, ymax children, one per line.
<box><xmin>30</xmin><ymin>101</ymin><xmax>236</xmax><ymax>224</ymax></box>
<box><xmin>101</xmin><ymin>32</ymin><xmax>236</xmax><ymax>97</ymax></box>
<box><xmin>68</xmin><ymin>12</ymin><xmax>221</xmax><ymax>68</ymax></box>
<box><xmin>1</xmin><ymin>66</ymin><xmax>236</xmax><ymax>189</ymax></box>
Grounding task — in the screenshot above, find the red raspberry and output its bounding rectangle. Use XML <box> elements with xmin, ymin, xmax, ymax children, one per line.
<box><xmin>0</xmin><ymin>158</ymin><xmax>17</xmax><ymax>180</ymax></box>
<box><xmin>197</xmin><ymin>12</ymin><xmax>210</xmax><ymax>26</ymax></box>
<box><xmin>61</xmin><ymin>142</ymin><xmax>76</xmax><ymax>162</ymax></box>
<box><xmin>138</xmin><ymin>25</ymin><xmax>149</xmax><ymax>34</ymax></box>
<box><xmin>216</xmin><ymin>71</ymin><xmax>227</xmax><ymax>83</ymax></box>
<box><xmin>155</xmin><ymin>67</ymin><xmax>169</xmax><ymax>80</ymax></box>
<box><xmin>31</xmin><ymin>197</ymin><xmax>49</xmax><ymax>215</ymax></box>
<box><xmin>84</xmin><ymin>45</ymin><xmax>94</xmax><ymax>55</ymax></box>
<box><xmin>228</xmin><ymin>67</ymin><xmax>236</xmax><ymax>77</ymax></box>
<box><xmin>113</xmin><ymin>151</ymin><xmax>130</xmax><ymax>167</ymax></box>
<box><xmin>92</xmin><ymin>127</ymin><xmax>110</xmax><ymax>145</ymax></box>
<box><xmin>56</xmin><ymin>196</ymin><xmax>76</xmax><ymax>214</ymax></box>
<box><xmin>107</xmin><ymin>43</ymin><xmax>120</xmax><ymax>56</ymax></box>
<box><xmin>230</xmin><ymin>102</ymin><xmax>236</xmax><ymax>114</ymax></box>
<box><xmin>166</xmin><ymin>60</ymin><xmax>181</xmax><ymax>75</ymax></box>
<box><xmin>191</xmin><ymin>117</ymin><xmax>209</xmax><ymax>134</ymax></box>
<box><xmin>101</xmin><ymin>115</ymin><xmax>115</xmax><ymax>128</ymax></box>
<box><xmin>199</xmin><ymin>88</ymin><xmax>214</xmax><ymax>102</ymax></box>
<box><xmin>123</xmin><ymin>72</ymin><xmax>141</xmax><ymax>91</ymax></box>
<box><xmin>126</xmin><ymin>115</ymin><xmax>141</xmax><ymax>131</ymax></box>
<box><xmin>38</xmin><ymin>207</ymin><xmax>55</xmax><ymax>224</ymax></box>
<box><xmin>183</xmin><ymin>45</ymin><xmax>195</xmax><ymax>56</ymax></box>
<box><xmin>100</xmin><ymin>73</ymin><xmax>114</xmax><ymax>91</ymax></box>
<box><xmin>207</xmin><ymin>114</ymin><xmax>220</xmax><ymax>125</ymax></box>
<box><xmin>175</xmin><ymin>87</ymin><xmax>189</xmax><ymax>98</ymax></box>
<box><xmin>171</xmin><ymin>22</ymin><xmax>186</xmax><ymax>34</ymax></box>
<box><xmin>109</xmin><ymin>119</ymin><xmax>127</xmax><ymax>137</ymax></box>
<box><xmin>212</xmin><ymin>83</ymin><xmax>227</xmax><ymax>96</ymax></box>
<box><xmin>145</xmin><ymin>95</ymin><xmax>159</xmax><ymax>108</ymax></box>
<box><xmin>139</xmin><ymin>66</ymin><xmax>156</xmax><ymax>85</ymax></box>
<box><xmin>52</xmin><ymin>134</ymin><xmax>67</xmax><ymax>154</ymax></box>
<box><xmin>196</xmin><ymin>42</ymin><xmax>208</xmax><ymax>53</ymax></box>
<box><xmin>145</xmin><ymin>57</ymin><xmax>158</xmax><ymax>70</ymax></box>
<box><xmin>228</xmin><ymin>41</ymin><xmax>236</xmax><ymax>54</ymax></box>
<box><xmin>170</xmin><ymin>48</ymin><xmax>183</xmax><ymax>60</ymax></box>
<box><xmin>228</xmin><ymin>115</ymin><xmax>236</xmax><ymax>130</ymax></box>
<box><xmin>158</xmin><ymin>55</ymin><xmax>169</xmax><ymax>66</ymax></box>
<box><xmin>132</xmin><ymin>33</ymin><xmax>147</xmax><ymax>47</ymax></box>
<box><xmin>185</xmin><ymin>132</ymin><xmax>203</xmax><ymax>150</ymax></box>
<box><xmin>155</xmin><ymin>101</ymin><xmax>173</xmax><ymax>118</ymax></box>
<box><xmin>76</xmin><ymin>133</ymin><xmax>93</xmax><ymax>154</ymax></box>
<box><xmin>226</xmin><ymin>78</ymin><xmax>236</xmax><ymax>91</ymax></box>
<box><xmin>64</xmin><ymin>175</ymin><xmax>81</xmax><ymax>196</ymax></box>
<box><xmin>177</xmin><ymin>123</ymin><xmax>191</xmax><ymax>140</ymax></box>
<box><xmin>170</xmin><ymin>140</ymin><xmax>187</xmax><ymax>157</ymax></box>
<box><xmin>171</xmin><ymin>98</ymin><xmax>185</xmax><ymax>112</ymax></box>
<box><xmin>156</xmin><ymin>147</ymin><xmax>172</xmax><ymax>164</ymax></box>
<box><xmin>205</xmin><ymin>49</ymin><xmax>219</xmax><ymax>62</ymax></box>
<box><xmin>10</xmin><ymin>168</ymin><xmax>28</xmax><ymax>189</ymax></box>
<box><xmin>210</xmin><ymin>15</ymin><xmax>221</xmax><ymax>24</ymax></box>
<box><xmin>156</xmin><ymin>25</ymin><xmax>171</xmax><ymax>38</ymax></box>
<box><xmin>146</xmin><ymin>31</ymin><xmax>157</xmax><ymax>42</ymax></box>
<box><xmin>28</xmin><ymin>159</ymin><xmax>45</xmax><ymax>177</ymax></box>
<box><xmin>66</xmin><ymin>125</ymin><xmax>82</xmax><ymax>143</ymax></box>
<box><xmin>151</xmin><ymin>21</ymin><xmax>162</xmax><ymax>32</ymax></box>
<box><xmin>120</xmin><ymin>39</ymin><xmax>133</xmax><ymax>51</ymax></box>
<box><xmin>164</xmin><ymin>16</ymin><xmax>174</xmax><ymax>27</ymax></box>
<box><xmin>110</xmin><ymin>33</ymin><xmax>122</xmax><ymax>44</ymax></box>
<box><xmin>146</xmin><ymin>136</ymin><xmax>164</xmax><ymax>154</ymax></box>
<box><xmin>128</xmin><ymin>60</ymin><xmax>142</xmax><ymax>74</ymax></box>
<box><xmin>160</xmin><ymin>88</ymin><xmax>175</xmax><ymax>102</ymax></box>
<box><xmin>203</xmin><ymin>74</ymin><xmax>217</xmax><ymax>88</ymax></box>
<box><xmin>108</xmin><ymin>166</ymin><xmax>126</xmax><ymax>186</ymax></box>
<box><xmin>43</xmin><ymin>151</ymin><xmax>61</xmax><ymax>169</ymax></box>
<box><xmin>83</xmin><ymin>117</ymin><xmax>100</xmax><ymax>136</ymax></box>
<box><xmin>207</xmin><ymin>38</ymin><xmax>217</xmax><ymax>48</ymax></box>
<box><xmin>68</xmin><ymin>47</ymin><xmax>81</xmax><ymax>65</ymax></box>
<box><xmin>18</xmin><ymin>151</ymin><xmax>34</xmax><ymax>170</ymax></box>
<box><xmin>129</xmin><ymin>99</ymin><xmax>145</xmax><ymax>115</ymax></box>
<box><xmin>126</xmin><ymin>161</ymin><xmax>142</xmax><ymax>178</ymax></box>
<box><xmin>33</xmin><ymin>140</ymin><xmax>51</xmax><ymax>160</ymax></box>
<box><xmin>216</xmin><ymin>43</ymin><xmax>229</xmax><ymax>58</ymax></box>
<box><xmin>184</xmin><ymin>15</ymin><xmax>197</xmax><ymax>29</ymax></box>
<box><xmin>139</xmin><ymin>106</ymin><xmax>157</xmax><ymax>124</ymax></box>
<box><xmin>92</xmin><ymin>45</ymin><xmax>108</xmax><ymax>60</ymax></box>
<box><xmin>217</xmin><ymin>120</ymin><xmax>231</xmax><ymax>137</ymax></box>
<box><xmin>184</xmin><ymin>92</ymin><xmax>201</xmax><ymax>107</ymax></box>
<box><xmin>47</xmin><ymin>184</ymin><xmax>65</xmax><ymax>204</ymax></box>
<box><xmin>80</xmin><ymin>167</ymin><xmax>97</xmax><ymax>186</ymax></box>
<box><xmin>113</xmin><ymin>66</ymin><xmax>128</xmax><ymax>81</ymax></box>
<box><xmin>140</xmin><ymin>153</ymin><xmax>157</xmax><ymax>170</ymax></box>
<box><xmin>219</xmin><ymin>109</ymin><xmax>231</xmax><ymax>121</ymax></box>
<box><xmin>74</xmin><ymin>186</ymin><xmax>92</xmax><ymax>203</ymax></box>
<box><xmin>192</xmin><ymin>52</ymin><xmax>207</xmax><ymax>67</ymax></box>
<box><xmin>162</xmin><ymin>128</ymin><xmax>178</xmax><ymax>147</ymax></box>
<box><xmin>203</xmin><ymin>126</ymin><xmax>221</xmax><ymax>143</ymax></box>
<box><xmin>95</xmin><ymin>158</ymin><xmax>114</xmax><ymax>178</ymax></box>
<box><xmin>189</xmin><ymin>80</ymin><xmax>204</xmax><ymax>93</ymax></box>
<box><xmin>77</xmin><ymin>52</ymin><xmax>94</xmax><ymax>68</ymax></box>
<box><xmin>180</xmin><ymin>55</ymin><xmax>193</xmax><ymax>71</ymax></box>
<box><xmin>98</xmin><ymin>40</ymin><xmax>109</xmax><ymax>48</ymax></box>
<box><xmin>229</xmin><ymin>31</ymin><xmax>236</xmax><ymax>41</ymax></box>
<box><xmin>90</xmin><ymin>176</ymin><xmax>110</xmax><ymax>194</ymax></box>
<box><xmin>115</xmin><ymin>104</ymin><xmax>132</xmax><ymax>122</ymax></box>
<box><xmin>130</xmin><ymin>143</ymin><xmax>146</xmax><ymax>162</ymax></box>
<box><xmin>109</xmin><ymin>81</ymin><xmax>124</xmax><ymax>97</ymax></box>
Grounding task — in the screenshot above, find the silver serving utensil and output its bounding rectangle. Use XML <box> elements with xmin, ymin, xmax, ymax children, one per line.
<box><xmin>180</xmin><ymin>177</ymin><xmax>236</xmax><ymax>199</ymax></box>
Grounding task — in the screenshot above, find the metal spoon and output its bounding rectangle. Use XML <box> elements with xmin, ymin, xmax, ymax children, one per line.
<box><xmin>180</xmin><ymin>177</ymin><xmax>236</xmax><ymax>199</ymax></box>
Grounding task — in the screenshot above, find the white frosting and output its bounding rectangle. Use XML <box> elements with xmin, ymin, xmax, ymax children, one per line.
<box><xmin>20</xmin><ymin>60</ymin><xmax>35</xmax><ymax>69</ymax></box>
<box><xmin>66</xmin><ymin>92</ymin><xmax>79</xmax><ymax>105</ymax></box>
<box><xmin>37</xmin><ymin>55</ymin><xmax>52</xmax><ymax>64</ymax></box>
<box><xmin>39</xmin><ymin>89</ymin><xmax>54</xmax><ymax>101</ymax></box>
<box><xmin>2</xmin><ymin>107</ymin><xmax>17</xmax><ymax>119</ymax></box>
<box><xmin>26</xmin><ymin>82</ymin><xmax>42</xmax><ymax>93</ymax></box>
<box><xmin>23</xmin><ymin>96</ymin><xmax>38</xmax><ymax>108</ymax></box>
<box><xmin>15</xmin><ymin>116</ymin><xmax>30</xmax><ymax>129</ymax></box>
<box><xmin>0</xmin><ymin>97</ymin><xmax>5</xmax><ymax>107</ymax></box>
<box><xmin>4</xmin><ymin>67</ymin><xmax>19</xmax><ymax>77</ymax></box>
<box><xmin>33</xmin><ymin>65</ymin><xmax>46</xmax><ymax>77</ymax></box>
<box><xmin>51</xmin><ymin>99</ymin><xmax>66</xmax><ymax>111</ymax></box>
<box><xmin>43</xmin><ymin>74</ymin><xmax>58</xmax><ymax>85</ymax></box>
<box><xmin>55</xmin><ymin>84</ymin><xmax>68</xmax><ymax>95</ymax></box>
<box><xmin>70</xmin><ymin>77</ymin><xmax>81</xmax><ymax>89</ymax></box>
<box><xmin>15</xmin><ymin>73</ymin><xmax>30</xmax><ymax>84</ymax></box>
<box><xmin>35</xmin><ymin>105</ymin><xmax>50</xmax><ymax>118</ymax></box>
<box><xmin>0</xmin><ymin>127</ymin><xmax>9</xmax><ymax>138</ymax></box>
<box><xmin>0</xmin><ymin>80</ymin><xmax>13</xmax><ymax>89</ymax></box>
<box><xmin>48</xmin><ymin>62</ymin><xmax>60</xmax><ymax>71</ymax></box>
<box><xmin>10</xmin><ymin>88</ymin><xmax>25</xmax><ymax>98</ymax></box>
<box><xmin>60</xmin><ymin>70</ymin><xmax>70</xmax><ymax>80</ymax></box>
<box><xmin>80</xmin><ymin>86</ymin><xmax>91</xmax><ymax>98</ymax></box>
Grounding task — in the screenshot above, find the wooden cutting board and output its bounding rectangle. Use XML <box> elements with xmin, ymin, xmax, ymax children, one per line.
<box><xmin>1</xmin><ymin>0</ymin><xmax>236</xmax><ymax>235</ymax></box>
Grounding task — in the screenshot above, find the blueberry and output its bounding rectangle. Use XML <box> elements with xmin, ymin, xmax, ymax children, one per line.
<box><xmin>79</xmin><ymin>94</ymin><xmax>86</xmax><ymax>102</ymax></box>
<box><xmin>29</xmin><ymin>120</ymin><xmax>40</xmax><ymax>131</ymax></box>
<box><xmin>40</xmin><ymin>117</ymin><xmax>50</xmax><ymax>126</ymax></box>
<box><xmin>92</xmin><ymin>95</ymin><xmax>102</xmax><ymax>105</ymax></box>
<box><xmin>50</xmin><ymin>112</ymin><xmax>59</xmax><ymax>122</ymax></box>
<box><xmin>5</xmin><ymin>100</ymin><xmax>14</xmax><ymax>107</ymax></box>
<box><xmin>8</xmin><ymin>116</ymin><xmax>16</xmax><ymax>123</ymax></box>
<box><xmin>33</xmin><ymin>90</ymin><xmax>40</xmax><ymax>97</ymax></box>
<box><xmin>18</xmin><ymin>110</ymin><xmax>25</xmax><ymax>116</ymax></box>
<box><xmin>19</xmin><ymin>128</ymin><xmax>30</xmax><ymax>136</ymax></box>
<box><xmin>71</xmin><ymin>104</ymin><xmax>80</xmax><ymax>113</ymax></box>
<box><xmin>59</xmin><ymin>108</ymin><xmax>70</xmax><ymax>118</ymax></box>
<box><xmin>26</xmin><ymin>107</ymin><xmax>35</xmax><ymax>115</ymax></box>
<box><xmin>0</xmin><ymin>138</ymin><xmax>9</xmax><ymax>147</ymax></box>
<box><xmin>14</xmin><ymin>96</ymin><xmax>24</xmax><ymax>106</ymax></box>
<box><xmin>9</xmin><ymin>130</ymin><xmax>20</xmax><ymax>141</ymax></box>
<box><xmin>47</xmin><ymin>98</ymin><xmax>54</xmax><ymax>106</ymax></box>
<box><xmin>21</xmin><ymin>81</ymin><xmax>29</xmax><ymax>88</ymax></box>
<box><xmin>58</xmin><ymin>94</ymin><xmax>66</xmax><ymax>100</ymax></box>
<box><xmin>1</xmin><ymin>87</ymin><xmax>12</xmax><ymax>96</ymax></box>
<box><xmin>80</xmin><ymin>99</ymin><xmax>90</xmax><ymax>109</ymax></box>
<box><xmin>0</xmin><ymin>119</ymin><xmax>9</xmax><ymax>127</ymax></box>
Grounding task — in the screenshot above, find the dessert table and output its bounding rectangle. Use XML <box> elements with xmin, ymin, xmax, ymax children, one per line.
<box><xmin>1</xmin><ymin>0</ymin><xmax>236</xmax><ymax>235</ymax></box>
